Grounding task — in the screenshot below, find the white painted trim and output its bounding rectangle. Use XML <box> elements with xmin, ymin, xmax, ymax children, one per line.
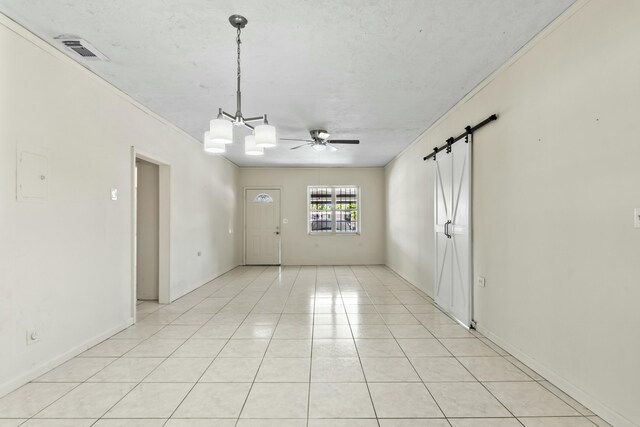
<box><xmin>476</xmin><ymin>325</ymin><xmax>635</xmax><ymax>427</ymax></box>
<box><xmin>0</xmin><ymin>12</ymin><xmax>239</xmax><ymax>170</ymax></box>
<box><xmin>170</xmin><ymin>263</ymin><xmax>240</xmax><ymax>302</ymax></box>
<box><xmin>384</xmin><ymin>265</ymin><xmax>434</xmax><ymax>299</ymax></box>
<box><xmin>0</xmin><ymin>318</ymin><xmax>133</xmax><ymax>397</ymax></box>
<box><xmin>132</xmin><ymin>148</ymin><xmax>172</xmax><ymax>306</ymax></box>
<box><xmin>384</xmin><ymin>0</ymin><xmax>591</xmax><ymax>168</ymax></box>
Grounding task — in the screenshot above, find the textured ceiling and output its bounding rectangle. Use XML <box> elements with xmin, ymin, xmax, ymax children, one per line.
<box><xmin>0</xmin><ymin>0</ymin><xmax>574</xmax><ymax>166</ymax></box>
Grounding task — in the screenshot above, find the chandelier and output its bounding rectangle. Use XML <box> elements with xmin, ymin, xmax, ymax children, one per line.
<box><xmin>204</xmin><ymin>15</ymin><xmax>277</xmax><ymax>156</ymax></box>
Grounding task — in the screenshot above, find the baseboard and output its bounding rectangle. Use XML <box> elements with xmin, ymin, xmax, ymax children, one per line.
<box><xmin>0</xmin><ymin>318</ymin><xmax>134</xmax><ymax>397</ymax></box>
<box><xmin>170</xmin><ymin>263</ymin><xmax>240</xmax><ymax>302</ymax></box>
<box><xmin>383</xmin><ymin>264</ymin><xmax>434</xmax><ymax>299</ymax></box>
<box><xmin>477</xmin><ymin>325</ymin><xmax>635</xmax><ymax>427</ymax></box>
<box><xmin>277</xmin><ymin>263</ymin><xmax>386</xmax><ymax>266</ymax></box>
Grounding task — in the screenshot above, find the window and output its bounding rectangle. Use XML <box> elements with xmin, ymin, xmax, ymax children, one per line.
<box><xmin>308</xmin><ymin>186</ymin><xmax>359</xmax><ymax>234</ymax></box>
<box><xmin>253</xmin><ymin>193</ymin><xmax>273</xmax><ymax>203</ymax></box>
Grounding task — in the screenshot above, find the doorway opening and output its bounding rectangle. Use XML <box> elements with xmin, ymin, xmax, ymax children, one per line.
<box><xmin>132</xmin><ymin>149</ymin><xmax>170</xmax><ymax>321</ymax></box>
<box><xmin>136</xmin><ymin>158</ymin><xmax>159</xmax><ymax>302</ymax></box>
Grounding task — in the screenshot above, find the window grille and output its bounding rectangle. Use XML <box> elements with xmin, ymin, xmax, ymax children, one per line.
<box><xmin>308</xmin><ymin>186</ymin><xmax>359</xmax><ymax>234</ymax></box>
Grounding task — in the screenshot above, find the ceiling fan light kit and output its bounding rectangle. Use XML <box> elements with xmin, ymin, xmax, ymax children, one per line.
<box><xmin>204</xmin><ymin>14</ymin><xmax>276</xmax><ymax>156</ymax></box>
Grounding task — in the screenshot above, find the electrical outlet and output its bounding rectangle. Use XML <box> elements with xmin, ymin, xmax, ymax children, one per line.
<box><xmin>26</xmin><ymin>329</ymin><xmax>40</xmax><ymax>345</ymax></box>
<box><xmin>634</xmin><ymin>208</ymin><xmax>640</xmax><ymax>228</ymax></box>
<box><xmin>477</xmin><ymin>276</ymin><xmax>486</xmax><ymax>288</ymax></box>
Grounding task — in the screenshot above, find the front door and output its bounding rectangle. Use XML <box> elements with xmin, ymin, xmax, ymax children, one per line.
<box><xmin>434</xmin><ymin>134</ymin><xmax>473</xmax><ymax>327</ymax></box>
<box><xmin>245</xmin><ymin>189</ymin><xmax>281</xmax><ymax>265</ymax></box>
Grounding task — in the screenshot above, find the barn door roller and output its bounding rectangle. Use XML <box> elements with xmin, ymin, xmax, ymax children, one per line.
<box><xmin>423</xmin><ymin>114</ymin><xmax>498</xmax><ymax>161</ymax></box>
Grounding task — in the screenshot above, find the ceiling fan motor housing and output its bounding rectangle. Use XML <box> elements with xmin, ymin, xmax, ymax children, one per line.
<box><xmin>310</xmin><ymin>129</ymin><xmax>330</xmax><ymax>141</ymax></box>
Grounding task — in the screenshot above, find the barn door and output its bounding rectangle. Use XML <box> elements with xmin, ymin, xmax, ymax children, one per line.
<box><xmin>434</xmin><ymin>134</ymin><xmax>473</xmax><ymax>327</ymax></box>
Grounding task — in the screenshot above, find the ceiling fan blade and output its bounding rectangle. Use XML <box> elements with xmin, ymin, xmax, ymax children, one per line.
<box><xmin>326</xmin><ymin>143</ymin><xmax>339</xmax><ymax>152</ymax></box>
<box><xmin>290</xmin><ymin>143</ymin><xmax>312</xmax><ymax>150</ymax></box>
<box><xmin>329</xmin><ymin>140</ymin><xmax>360</xmax><ymax>144</ymax></box>
<box><xmin>281</xmin><ymin>138</ymin><xmax>314</xmax><ymax>142</ymax></box>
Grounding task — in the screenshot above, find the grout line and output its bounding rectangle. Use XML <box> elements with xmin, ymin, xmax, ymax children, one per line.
<box><xmin>305</xmin><ymin>265</ymin><xmax>317</xmax><ymax>427</ymax></box>
<box><xmin>9</xmin><ymin>265</ymin><xmax>600</xmax><ymax>425</ymax></box>
<box><xmin>365</xmin><ymin>264</ymin><xmax>520</xmax><ymax>425</ymax></box>
<box><xmin>346</xmin><ymin>265</ymin><xmax>382</xmax><ymax>427</ymax></box>
<box><xmin>233</xmin><ymin>265</ymin><xmax>303</xmax><ymax>426</ymax></box>
<box><xmin>30</xmin><ymin>268</ymin><xmax>248</xmax><ymax>427</ymax></box>
<box><xmin>95</xmin><ymin>267</ymin><xmax>260</xmax><ymax>426</ymax></box>
<box><xmin>164</xmin><ymin>266</ymin><xmax>272</xmax><ymax>425</ymax></box>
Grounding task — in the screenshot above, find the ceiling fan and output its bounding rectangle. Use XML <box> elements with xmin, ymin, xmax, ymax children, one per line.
<box><xmin>281</xmin><ymin>130</ymin><xmax>360</xmax><ymax>152</ymax></box>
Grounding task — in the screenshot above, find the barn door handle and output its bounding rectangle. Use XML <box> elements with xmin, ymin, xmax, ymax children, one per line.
<box><xmin>444</xmin><ymin>220</ymin><xmax>452</xmax><ymax>239</ymax></box>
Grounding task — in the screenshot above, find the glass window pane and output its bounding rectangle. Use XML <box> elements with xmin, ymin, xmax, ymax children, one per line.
<box><xmin>308</xmin><ymin>186</ymin><xmax>358</xmax><ymax>234</ymax></box>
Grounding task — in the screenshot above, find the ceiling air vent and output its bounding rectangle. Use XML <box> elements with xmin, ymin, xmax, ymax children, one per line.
<box><xmin>54</xmin><ymin>36</ymin><xmax>109</xmax><ymax>61</ymax></box>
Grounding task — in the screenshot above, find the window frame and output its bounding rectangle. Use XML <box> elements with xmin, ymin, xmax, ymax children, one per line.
<box><xmin>307</xmin><ymin>185</ymin><xmax>361</xmax><ymax>236</ymax></box>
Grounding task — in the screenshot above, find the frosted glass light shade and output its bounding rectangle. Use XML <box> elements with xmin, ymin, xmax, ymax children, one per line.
<box><xmin>245</xmin><ymin>135</ymin><xmax>264</xmax><ymax>156</ymax></box>
<box><xmin>312</xmin><ymin>143</ymin><xmax>327</xmax><ymax>152</ymax></box>
<box><xmin>255</xmin><ymin>123</ymin><xmax>277</xmax><ymax>148</ymax></box>
<box><xmin>203</xmin><ymin>131</ymin><xmax>226</xmax><ymax>154</ymax></box>
<box><xmin>209</xmin><ymin>118</ymin><xmax>233</xmax><ymax>144</ymax></box>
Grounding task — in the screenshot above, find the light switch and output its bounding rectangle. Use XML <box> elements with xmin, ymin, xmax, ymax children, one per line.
<box><xmin>111</xmin><ymin>188</ymin><xmax>118</xmax><ymax>201</ymax></box>
<box><xmin>635</xmin><ymin>208</ymin><xmax>640</xmax><ymax>228</ymax></box>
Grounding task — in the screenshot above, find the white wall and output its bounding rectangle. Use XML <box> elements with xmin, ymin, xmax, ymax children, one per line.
<box><xmin>384</xmin><ymin>1</ymin><xmax>640</xmax><ymax>426</ymax></box>
<box><xmin>240</xmin><ymin>168</ymin><xmax>385</xmax><ymax>265</ymax></box>
<box><xmin>136</xmin><ymin>159</ymin><xmax>159</xmax><ymax>301</ymax></box>
<box><xmin>0</xmin><ymin>15</ymin><xmax>240</xmax><ymax>395</ymax></box>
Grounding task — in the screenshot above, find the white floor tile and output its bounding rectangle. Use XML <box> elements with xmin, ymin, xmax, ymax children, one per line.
<box><xmin>104</xmin><ymin>383</ymin><xmax>192</xmax><ymax>418</ymax></box>
<box><xmin>256</xmin><ymin>357</ymin><xmax>311</xmax><ymax>382</ymax></box>
<box><xmin>143</xmin><ymin>357</ymin><xmax>211</xmax><ymax>382</ymax></box>
<box><xmin>173</xmin><ymin>382</ymin><xmax>251</xmax><ymax>418</ymax></box>
<box><xmin>427</xmin><ymin>382</ymin><xmax>511</xmax><ymax>418</ymax></box>
<box><xmin>369</xmin><ymin>382</ymin><xmax>443</xmax><ymax>418</ymax></box>
<box><xmin>241</xmin><ymin>383</ymin><xmax>309</xmax><ymax>418</ymax></box>
<box><xmin>309</xmin><ymin>383</ymin><xmax>375</xmax><ymax>418</ymax></box>
<box><xmin>311</xmin><ymin>357</ymin><xmax>365</xmax><ymax>382</ymax></box>
<box><xmin>6</xmin><ymin>266</ymin><xmax>601</xmax><ymax>425</ymax></box>
<box><xmin>360</xmin><ymin>357</ymin><xmax>420</xmax><ymax>382</ymax></box>
<box><xmin>484</xmin><ymin>382</ymin><xmax>580</xmax><ymax>417</ymax></box>
<box><xmin>35</xmin><ymin>358</ymin><xmax>114</xmax><ymax>382</ymax></box>
<box><xmin>35</xmin><ymin>382</ymin><xmax>134</xmax><ymax>418</ymax></box>
<box><xmin>0</xmin><ymin>383</ymin><xmax>77</xmax><ymax>417</ymax></box>
<box><xmin>88</xmin><ymin>358</ymin><xmax>164</xmax><ymax>382</ymax></box>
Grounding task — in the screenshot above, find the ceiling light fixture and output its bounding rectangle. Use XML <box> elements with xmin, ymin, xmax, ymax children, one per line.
<box><xmin>203</xmin><ymin>131</ymin><xmax>226</xmax><ymax>154</ymax></box>
<box><xmin>244</xmin><ymin>135</ymin><xmax>264</xmax><ymax>156</ymax></box>
<box><xmin>204</xmin><ymin>15</ymin><xmax>276</xmax><ymax>155</ymax></box>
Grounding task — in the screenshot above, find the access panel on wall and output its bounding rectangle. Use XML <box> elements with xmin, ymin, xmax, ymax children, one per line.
<box><xmin>434</xmin><ymin>134</ymin><xmax>473</xmax><ymax>328</ymax></box>
<box><xmin>245</xmin><ymin>189</ymin><xmax>281</xmax><ymax>265</ymax></box>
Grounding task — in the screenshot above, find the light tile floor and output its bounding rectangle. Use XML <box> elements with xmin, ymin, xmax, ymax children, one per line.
<box><xmin>0</xmin><ymin>265</ymin><xmax>612</xmax><ymax>426</ymax></box>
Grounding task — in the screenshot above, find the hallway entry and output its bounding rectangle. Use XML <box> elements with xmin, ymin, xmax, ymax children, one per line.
<box><xmin>136</xmin><ymin>158</ymin><xmax>159</xmax><ymax>301</ymax></box>
<box><xmin>132</xmin><ymin>149</ymin><xmax>171</xmax><ymax>310</ymax></box>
